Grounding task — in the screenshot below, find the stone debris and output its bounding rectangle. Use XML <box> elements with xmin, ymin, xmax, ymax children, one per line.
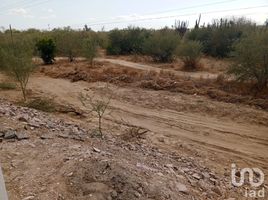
<box><xmin>93</xmin><ymin>147</ymin><xmax>101</xmax><ymax>153</ymax></box>
<box><xmin>176</xmin><ymin>182</ymin><xmax>188</xmax><ymax>194</ymax></box>
<box><xmin>0</xmin><ymin>99</ymin><xmax>236</xmax><ymax>199</ymax></box>
<box><xmin>40</xmin><ymin>134</ymin><xmax>54</xmax><ymax>140</ymax></box>
<box><xmin>0</xmin><ymin>130</ymin><xmax>29</xmax><ymax>141</ymax></box>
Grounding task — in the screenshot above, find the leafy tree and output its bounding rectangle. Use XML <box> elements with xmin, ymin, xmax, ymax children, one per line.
<box><xmin>177</xmin><ymin>40</ymin><xmax>203</xmax><ymax>70</ymax></box>
<box><xmin>106</xmin><ymin>27</ymin><xmax>150</xmax><ymax>55</ymax></box>
<box><xmin>187</xmin><ymin>17</ymin><xmax>255</xmax><ymax>58</ymax></box>
<box><xmin>83</xmin><ymin>37</ymin><xmax>98</xmax><ymax>66</ymax></box>
<box><xmin>36</xmin><ymin>38</ymin><xmax>56</xmax><ymax>64</ymax></box>
<box><xmin>144</xmin><ymin>29</ymin><xmax>180</xmax><ymax>62</ymax></box>
<box><xmin>228</xmin><ymin>30</ymin><xmax>268</xmax><ymax>90</ymax></box>
<box><xmin>0</xmin><ymin>41</ymin><xmax>34</xmax><ymax>101</ymax></box>
<box><xmin>106</xmin><ymin>29</ymin><xmax>123</xmax><ymax>55</ymax></box>
<box><xmin>51</xmin><ymin>29</ymin><xmax>84</xmax><ymax>62</ymax></box>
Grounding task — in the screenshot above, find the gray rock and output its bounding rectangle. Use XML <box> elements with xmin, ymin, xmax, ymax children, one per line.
<box><xmin>93</xmin><ymin>147</ymin><xmax>101</xmax><ymax>153</ymax></box>
<box><xmin>134</xmin><ymin>191</ymin><xmax>141</xmax><ymax>198</ymax></box>
<box><xmin>16</xmin><ymin>132</ymin><xmax>29</xmax><ymax>140</ymax></box>
<box><xmin>176</xmin><ymin>182</ymin><xmax>188</xmax><ymax>194</ymax></box>
<box><xmin>212</xmin><ymin>186</ymin><xmax>222</xmax><ymax>196</ymax></box>
<box><xmin>18</xmin><ymin>115</ymin><xmax>28</xmax><ymax>122</ymax></box>
<box><xmin>192</xmin><ymin>173</ymin><xmax>202</xmax><ymax>180</ymax></box>
<box><xmin>165</xmin><ymin>164</ymin><xmax>174</xmax><ymax>168</ymax></box>
<box><xmin>202</xmin><ymin>172</ymin><xmax>210</xmax><ymax>179</ymax></box>
<box><xmin>111</xmin><ymin>190</ymin><xmax>118</xmax><ymax>198</ymax></box>
<box><xmin>0</xmin><ymin>132</ymin><xmax>4</xmax><ymax>137</ymax></box>
<box><xmin>40</xmin><ymin>134</ymin><xmax>54</xmax><ymax>140</ymax></box>
<box><xmin>57</xmin><ymin>133</ymin><xmax>69</xmax><ymax>139</ymax></box>
<box><xmin>28</xmin><ymin>122</ymin><xmax>40</xmax><ymax>128</ymax></box>
<box><xmin>4</xmin><ymin>131</ymin><xmax>16</xmax><ymax>139</ymax></box>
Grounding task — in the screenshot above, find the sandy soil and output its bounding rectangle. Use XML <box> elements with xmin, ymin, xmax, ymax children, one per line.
<box><xmin>96</xmin><ymin>58</ymin><xmax>218</xmax><ymax>80</ymax></box>
<box><xmin>0</xmin><ymin>57</ymin><xmax>267</xmax><ymax>199</ymax></box>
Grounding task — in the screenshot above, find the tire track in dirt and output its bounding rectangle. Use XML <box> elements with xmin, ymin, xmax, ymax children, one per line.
<box><xmin>109</xmin><ymin>105</ymin><xmax>268</xmax><ymax>165</ymax></box>
<box><xmin>95</xmin><ymin>58</ymin><xmax>218</xmax><ymax>79</ymax></box>
<box><xmin>26</xmin><ymin>76</ymin><xmax>268</xmax><ymax>169</ymax></box>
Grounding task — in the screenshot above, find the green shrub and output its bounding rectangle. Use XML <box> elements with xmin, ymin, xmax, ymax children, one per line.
<box><xmin>177</xmin><ymin>40</ymin><xmax>203</xmax><ymax>70</ymax></box>
<box><xmin>0</xmin><ymin>82</ymin><xmax>16</xmax><ymax>90</ymax></box>
<box><xmin>0</xmin><ymin>40</ymin><xmax>33</xmax><ymax>100</ymax></box>
<box><xmin>36</xmin><ymin>38</ymin><xmax>56</xmax><ymax>64</ymax></box>
<box><xmin>144</xmin><ymin>30</ymin><xmax>180</xmax><ymax>62</ymax></box>
<box><xmin>106</xmin><ymin>27</ymin><xmax>150</xmax><ymax>55</ymax></box>
<box><xmin>228</xmin><ymin>30</ymin><xmax>268</xmax><ymax>90</ymax></box>
<box><xmin>52</xmin><ymin>30</ymin><xmax>82</xmax><ymax>62</ymax></box>
<box><xmin>187</xmin><ymin>18</ymin><xmax>255</xmax><ymax>58</ymax></box>
<box><xmin>106</xmin><ymin>29</ymin><xmax>123</xmax><ymax>55</ymax></box>
<box><xmin>83</xmin><ymin>37</ymin><xmax>98</xmax><ymax>65</ymax></box>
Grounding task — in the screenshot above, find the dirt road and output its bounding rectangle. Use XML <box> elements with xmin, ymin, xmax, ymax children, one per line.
<box><xmin>96</xmin><ymin>58</ymin><xmax>218</xmax><ymax>79</ymax></box>
<box><xmin>23</xmin><ymin>75</ymin><xmax>268</xmax><ymax>172</ymax></box>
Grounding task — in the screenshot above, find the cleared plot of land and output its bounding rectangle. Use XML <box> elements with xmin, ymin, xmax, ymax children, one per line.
<box><xmin>0</xmin><ymin>57</ymin><xmax>267</xmax><ymax>199</ymax></box>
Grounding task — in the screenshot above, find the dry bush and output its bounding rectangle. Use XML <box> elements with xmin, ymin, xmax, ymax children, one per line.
<box><xmin>0</xmin><ymin>82</ymin><xmax>16</xmax><ymax>90</ymax></box>
<box><xmin>23</xmin><ymin>97</ymin><xmax>57</xmax><ymax>112</ymax></box>
<box><xmin>228</xmin><ymin>30</ymin><xmax>268</xmax><ymax>91</ymax></box>
<box><xmin>121</xmin><ymin>126</ymin><xmax>148</xmax><ymax>141</ymax></box>
<box><xmin>41</xmin><ymin>60</ymin><xmax>268</xmax><ymax>111</ymax></box>
<box><xmin>80</xmin><ymin>89</ymin><xmax>112</xmax><ymax>138</ymax></box>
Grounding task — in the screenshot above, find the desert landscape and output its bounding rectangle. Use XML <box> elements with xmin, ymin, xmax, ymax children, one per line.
<box><xmin>0</xmin><ymin>1</ymin><xmax>268</xmax><ymax>199</ymax></box>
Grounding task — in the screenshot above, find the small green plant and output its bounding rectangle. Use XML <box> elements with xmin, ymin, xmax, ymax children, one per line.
<box><xmin>144</xmin><ymin>30</ymin><xmax>180</xmax><ymax>62</ymax></box>
<box><xmin>83</xmin><ymin>37</ymin><xmax>98</xmax><ymax>66</ymax></box>
<box><xmin>23</xmin><ymin>98</ymin><xmax>57</xmax><ymax>112</ymax></box>
<box><xmin>228</xmin><ymin>30</ymin><xmax>268</xmax><ymax>91</ymax></box>
<box><xmin>0</xmin><ymin>40</ymin><xmax>33</xmax><ymax>101</ymax></box>
<box><xmin>80</xmin><ymin>92</ymin><xmax>111</xmax><ymax>138</ymax></box>
<box><xmin>0</xmin><ymin>82</ymin><xmax>16</xmax><ymax>90</ymax></box>
<box><xmin>177</xmin><ymin>40</ymin><xmax>203</xmax><ymax>70</ymax></box>
<box><xmin>36</xmin><ymin>38</ymin><xmax>56</xmax><ymax>64</ymax></box>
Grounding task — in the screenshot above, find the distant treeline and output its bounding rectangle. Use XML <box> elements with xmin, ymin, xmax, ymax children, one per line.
<box><xmin>0</xmin><ymin>17</ymin><xmax>267</xmax><ymax>59</ymax></box>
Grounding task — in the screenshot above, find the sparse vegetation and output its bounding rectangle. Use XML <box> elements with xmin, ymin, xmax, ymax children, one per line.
<box><xmin>0</xmin><ymin>40</ymin><xmax>34</xmax><ymax>101</ymax></box>
<box><xmin>228</xmin><ymin>30</ymin><xmax>268</xmax><ymax>90</ymax></box>
<box><xmin>36</xmin><ymin>38</ymin><xmax>56</xmax><ymax>64</ymax></box>
<box><xmin>177</xmin><ymin>40</ymin><xmax>203</xmax><ymax>70</ymax></box>
<box><xmin>80</xmin><ymin>91</ymin><xmax>111</xmax><ymax>137</ymax></box>
<box><xmin>23</xmin><ymin>97</ymin><xmax>57</xmax><ymax>112</ymax></box>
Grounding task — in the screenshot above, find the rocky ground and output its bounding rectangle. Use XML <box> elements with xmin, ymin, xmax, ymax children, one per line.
<box><xmin>0</xmin><ymin>99</ymin><xmax>253</xmax><ymax>200</ymax></box>
<box><xmin>0</xmin><ymin>57</ymin><xmax>267</xmax><ymax>200</ymax></box>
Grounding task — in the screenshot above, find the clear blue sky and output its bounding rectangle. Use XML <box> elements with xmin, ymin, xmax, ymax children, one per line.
<box><xmin>0</xmin><ymin>0</ymin><xmax>267</xmax><ymax>30</ymax></box>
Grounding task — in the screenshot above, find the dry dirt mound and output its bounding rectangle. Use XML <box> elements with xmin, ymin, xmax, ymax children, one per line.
<box><xmin>0</xmin><ymin>99</ymin><xmax>248</xmax><ymax>200</ymax></box>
